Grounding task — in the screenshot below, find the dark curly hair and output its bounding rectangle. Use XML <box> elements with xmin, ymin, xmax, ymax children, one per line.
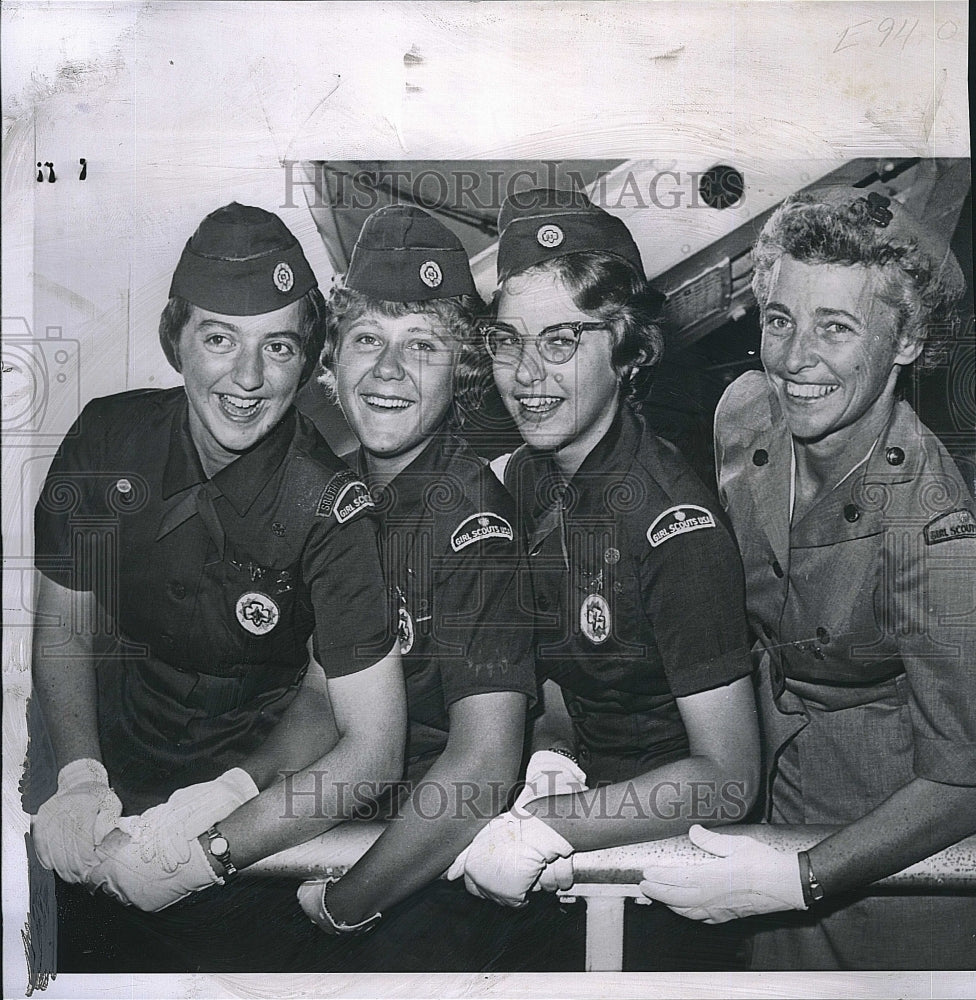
<box><xmin>752</xmin><ymin>194</ymin><xmax>966</xmax><ymax>368</ymax></box>
<box><xmin>493</xmin><ymin>251</ymin><xmax>666</xmax><ymax>405</ymax></box>
<box><xmin>158</xmin><ymin>287</ymin><xmax>329</xmax><ymax>386</ymax></box>
<box><xmin>318</xmin><ymin>279</ymin><xmax>489</xmax><ymax>419</ymax></box>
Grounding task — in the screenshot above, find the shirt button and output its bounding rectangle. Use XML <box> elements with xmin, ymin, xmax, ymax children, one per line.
<box><xmin>168</xmin><ymin>581</ymin><xmax>186</xmax><ymax>600</ymax></box>
<box><xmin>816</xmin><ymin>627</ymin><xmax>830</xmax><ymax>644</ymax></box>
<box><xmin>578</xmin><ymin>746</ymin><xmax>591</xmax><ymax>763</ymax></box>
<box><xmin>771</xmin><ymin>559</ymin><xmax>784</xmax><ymax>578</ymax></box>
<box><xmin>752</xmin><ymin>449</ymin><xmax>769</xmax><ymax>467</ymax></box>
<box><xmin>885</xmin><ymin>447</ymin><xmax>905</xmax><ymax>466</ymax></box>
<box><xmin>844</xmin><ymin>504</ymin><xmax>860</xmax><ymax>523</ymax></box>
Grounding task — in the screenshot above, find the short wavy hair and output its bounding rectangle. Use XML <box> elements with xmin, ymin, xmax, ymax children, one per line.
<box><xmin>158</xmin><ymin>287</ymin><xmax>328</xmax><ymax>386</ymax></box>
<box><xmin>495</xmin><ymin>251</ymin><xmax>666</xmax><ymax>405</ymax></box>
<box><xmin>318</xmin><ymin>279</ymin><xmax>489</xmax><ymax>418</ymax></box>
<box><xmin>752</xmin><ymin>194</ymin><xmax>966</xmax><ymax>368</ymax></box>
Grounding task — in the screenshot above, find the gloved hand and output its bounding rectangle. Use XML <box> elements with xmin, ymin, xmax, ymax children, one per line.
<box><xmin>32</xmin><ymin>759</ymin><xmax>123</xmax><ymax>883</ymax></box>
<box><xmin>297</xmin><ymin>877</ymin><xmax>382</xmax><ymax>935</ymax></box>
<box><xmin>87</xmin><ymin>827</ymin><xmax>220</xmax><ymax>912</ymax></box>
<box><xmin>462</xmin><ymin>811</ymin><xmax>574</xmax><ymax>907</ymax></box>
<box><xmin>638</xmin><ymin>824</ymin><xmax>807</xmax><ymax>923</ymax></box>
<box><xmin>512</xmin><ymin>750</ymin><xmax>587</xmax><ymax>818</ymax></box>
<box><xmin>536</xmin><ymin>854</ymin><xmax>575</xmax><ymax>893</ymax></box>
<box><xmin>446</xmin><ymin>751</ymin><xmax>586</xmax><ymax>881</ymax></box>
<box><xmin>117</xmin><ymin>768</ymin><xmax>259</xmax><ymax>873</ymax></box>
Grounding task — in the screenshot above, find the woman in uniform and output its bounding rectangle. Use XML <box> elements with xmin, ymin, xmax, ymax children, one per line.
<box><xmin>297</xmin><ymin>205</ymin><xmax>544</xmax><ymax>969</ymax></box>
<box><xmin>459</xmin><ymin>188</ymin><xmax>760</xmax><ymax>968</ymax></box>
<box><xmin>639</xmin><ymin>188</ymin><xmax>976</xmax><ymax>968</ymax></box>
<box><xmin>30</xmin><ymin>203</ymin><xmax>404</xmax><ymax>970</ymax></box>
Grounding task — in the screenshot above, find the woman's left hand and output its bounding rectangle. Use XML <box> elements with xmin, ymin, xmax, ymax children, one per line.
<box><xmin>639</xmin><ymin>824</ymin><xmax>807</xmax><ymax>923</ymax></box>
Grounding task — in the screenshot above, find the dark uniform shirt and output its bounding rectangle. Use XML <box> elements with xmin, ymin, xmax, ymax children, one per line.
<box><xmin>500</xmin><ymin>405</ymin><xmax>752</xmax><ymax>785</ymax></box>
<box><xmin>34</xmin><ymin>388</ymin><xmax>394</xmax><ymax>810</ymax></box>
<box><xmin>346</xmin><ymin>427</ymin><xmax>536</xmax><ymax>781</ymax></box>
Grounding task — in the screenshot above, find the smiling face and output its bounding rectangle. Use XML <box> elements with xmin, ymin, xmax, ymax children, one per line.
<box><xmin>178</xmin><ymin>301</ymin><xmax>305</xmax><ymax>475</ymax></box>
<box><xmin>760</xmin><ymin>256</ymin><xmax>922</xmax><ymax>449</ymax></box>
<box><xmin>334</xmin><ymin>310</ymin><xmax>459</xmax><ymax>477</ymax></box>
<box><xmin>493</xmin><ymin>270</ymin><xmax>621</xmax><ymax>476</ymax></box>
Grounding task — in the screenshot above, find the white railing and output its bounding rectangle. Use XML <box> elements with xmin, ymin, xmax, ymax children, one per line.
<box><xmin>248</xmin><ymin>823</ymin><xmax>976</xmax><ymax>971</ymax></box>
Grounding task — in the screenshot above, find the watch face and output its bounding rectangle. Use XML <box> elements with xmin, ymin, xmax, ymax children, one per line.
<box><xmin>211</xmin><ymin>835</ymin><xmax>229</xmax><ymax>856</ymax></box>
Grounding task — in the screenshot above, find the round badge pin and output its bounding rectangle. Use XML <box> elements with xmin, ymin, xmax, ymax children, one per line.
<box><xmin>236</xmin><ymin>591</ymin><xmax>280</xmax><ymax>635</ymax></box>
<box><xmin>116</xmin><ymin>478</ymin><xmax>132</xmax><ymax>495</ymax></box>
<box><xmin>580</xmin><ymin>592</ymin><xmax>610</xmax><ymax>645</ymax></box>
<box><xmin>536</xmin><ymin>224</ymin><xmax>564</xmax><ymax>248</ymax></box>
<box><xmin>397</xmin><ymin>606</ymin><xmax>415</xmax><ymax>654</ymax></box>
<box><xmin>273</xmin><ymin>261</ymin><xmax>294</xmax><ymax>293</ymax></box>
<box><xmin>419</xmin><ymin>260</ymin><xmax>443</xmax><ymax>289</ymax></box>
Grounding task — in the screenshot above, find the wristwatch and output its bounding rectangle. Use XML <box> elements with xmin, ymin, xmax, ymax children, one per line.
<box><xmin>206</xmin><ymin>826</ymin><xmax>238</xmax><ymax>880</ymax></box>
<box><xmin>798</xmin><ymin>850</ymin><xmax>825</xmax><ymax>907</ymax></box>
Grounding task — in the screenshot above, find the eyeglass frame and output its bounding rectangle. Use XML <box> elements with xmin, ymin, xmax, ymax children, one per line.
<box><xmin>482</xmin><ymin>320</ymin><xmax>613</xmax><ymax>366</ymax></box>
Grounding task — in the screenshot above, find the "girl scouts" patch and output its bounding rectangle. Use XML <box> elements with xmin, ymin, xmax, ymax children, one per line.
<box><xmin>646</xmin><ymin>504</ymin><xmax>716</xmax><ymax>547</ymax></box>
<box><xmin>450</xmin><ymin>512</ymin><xmax>514</xmax><ymax>552</ymax></box>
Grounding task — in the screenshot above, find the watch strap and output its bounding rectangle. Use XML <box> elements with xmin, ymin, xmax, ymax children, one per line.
<box><xmin>798</xmin><ymin>850</ymin><xmax>824</xmax><ymax>907</ymax></box>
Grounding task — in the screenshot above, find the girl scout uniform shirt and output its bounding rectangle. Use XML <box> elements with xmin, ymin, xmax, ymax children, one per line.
<box><xmin>33</xmin><ymin>387</ymin><xmax>395</xmax><ymax>812</ymax></box>
<box><xmin>715</xmin><ymin>370</ymin><xmax>976</xmax><ymax>969</ymax></box>
<box><xmin>345</xmin><ymin>426</ymin><xmax>536</xmax><ymax>782</ymax></box>
<box><xmin>501</xmin><ymin>405</ymin><xmax>753</xmax><ymax>786</ymax></box>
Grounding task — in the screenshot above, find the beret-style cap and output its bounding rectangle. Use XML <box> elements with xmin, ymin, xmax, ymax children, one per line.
<box><xmin>169</xmin><ymin>203</ymin><xmax>317</xmax><ymax>315</ymax></box>
<box><xmin>496</xmin><ymin>188</ymin><xmax>643</xmax><ymax>282</ymax></box>
<box><xmin>804</xmin><ymin>185</ymin><xmax>964</xmax><ymax>292</ymax></box>
<box><xmin>345</xmin><ymin>205</ymin><xmax>476</xmax><ymax>302</ymax></box>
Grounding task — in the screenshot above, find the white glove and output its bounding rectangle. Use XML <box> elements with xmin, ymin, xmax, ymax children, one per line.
<box><xmin>446</xmin><ymin>751</ymin><xmax>586</xmax><ymax>881</ymax></box>
<box><xmin>536</xmin><ymin>854</ymin><xmax>575</xmax><ymax>893</ymax></box>
<box><xmin>512</xmin><ymin>750</ymin><xmax>587</xmax><ymax>817</ymax></box>
<box><xmin>297</xmin><ymin>877</ymin><xmax>382</xmax><ymax>936</ymax></box>
<box><xmin>638</xmin><ymin>824</ymin><xmax>808</xmax><ymax>924</ymax></box>
<box><xmin>32</xmin><ymin>759</ymin><xmax>123</xmax><ymax>883</ymax></box>
<box><xmin>87</xmin><ymin>827</ymin><xmax>220</xmax><ymax>912</ymax></box>
<box><xmin>462</xmin><ymin>811</ymin><xmax>574</xmax><ymax>907</ymax></box>
<box><xmin>117</xmin><ymin>768</ymin><xmax>259</xmax><ymax>873</ymax></box>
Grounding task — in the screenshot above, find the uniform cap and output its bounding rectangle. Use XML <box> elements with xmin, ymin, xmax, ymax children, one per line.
<box><xmin>169</xmin><ymin>203</ymin><xmax>317</xmax><ymax>315</ymax></box>
<box><xmin>805</xmin><ymin>185</ymin><xmax>964</xmax><ymax>292</ymax></box>
<box><xmin>496</xmin><ymin>188</ymin><xmax>643</xmax><ymax>282</ymax></box>
<box><xmin>345</xmin><ymin>205</ymin><xmax>476</xmax><ymax>301</ymax></box>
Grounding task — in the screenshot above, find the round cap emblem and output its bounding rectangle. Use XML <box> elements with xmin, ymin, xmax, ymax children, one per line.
<box><xmin>273</xmin><ymin>261</ymin><xmax>294</xmax><ymax>293</ymax></box>
<box><xmin>536</xmin><ymin>224</ymin><xmax>565</xmax><ymax>248</ymax></box>
<box><xmin>419</xmin><ymin>260</ymin><xmax>443</xmax><ymax>288</ymax></box>
<box><xmin>236</xmin><ymin>591</ymin><xmax>280</xmax><ymax>635</ymax></box>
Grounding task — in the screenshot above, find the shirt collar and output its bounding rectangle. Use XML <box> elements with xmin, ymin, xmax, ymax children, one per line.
<box><xmin>353</xmin><ymin>420</ymin><xmax>458</xmax><ymax>515</ymax></box>
<box><xmin>161</xmin><ymin>395</ymin><xmax>297</xmax><ymax>516</ymax></box>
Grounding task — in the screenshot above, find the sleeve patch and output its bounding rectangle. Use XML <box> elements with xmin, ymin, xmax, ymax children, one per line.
<box><xmin>316</xmin><ymin>470</ymin><xmax>374</xmax><ymax>521</ymax></box>
<box><xmin>923</xmin><ymin>508</ymin><xmax>976</xmax><ymax>545</ymax></box>
<box><xmin>647</xmin><ymin>504</ymin><xmax>716</xmax><ymax>547</ymax></box>
<box><xmin>450</xmin><ymin>511</ymin><xmax>514</xmax><ymax>552</ymax></box>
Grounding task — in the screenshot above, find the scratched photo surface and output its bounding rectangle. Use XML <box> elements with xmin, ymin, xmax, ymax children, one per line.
<box><xmin>2</xmin><ymin>3</ymin><xmax>972</xmax><ymax>999</ymax></box>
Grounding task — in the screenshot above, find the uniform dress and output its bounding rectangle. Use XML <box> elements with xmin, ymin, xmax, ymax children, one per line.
<box><xmin>30</xmin><ymin>386</ymin><xmax>395</xmax><ymax>971</ymax></box>
<box><xmin>499</xmin><ymin>404</ymin><xmax>755</xmax><ymax>970</ymax></box>
<box><xmin>333</xmin><ymin>425</ymin><xmax>561</xmax><ymax>972</ymax></box>
<box><xmin>715</xmin><ymin>370</ymin><xmax>976</xmax><ymax>970</ymax></box>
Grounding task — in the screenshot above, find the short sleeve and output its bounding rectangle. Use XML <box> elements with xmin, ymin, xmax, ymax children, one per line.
<box><xmin>893</xmin><ymin>502</ymin><xmax>976</xmax><ymax>786</ymax></box>
<box><xmin>34</xmin><ymin>404</ymin><xmax>102</xmax><ymax>591</ymax></box>
<box><xmin>433</xmin><ymin>538</ymin><xmax>537</xmax><ymax>709</ymax></box>
<box><xmin>640</xmin><ymin>511</ymin><xmax>753</xmax><ymax>698</ymax></box>
<box><xmin>302</xmin><ymin>511</ymin><xmax>397</xmax><ymax>677</ymax></box>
